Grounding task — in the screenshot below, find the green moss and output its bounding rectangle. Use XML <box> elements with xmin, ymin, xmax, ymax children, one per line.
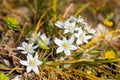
<box><xmin>0</xmin><ymin>73</ymin><xmax>10</xmax><ymax>80</ymax></box>
<box><xmin>5</xmin><ymin>17</ymin><xmax>19</xmax><ymax>30</ymax></box>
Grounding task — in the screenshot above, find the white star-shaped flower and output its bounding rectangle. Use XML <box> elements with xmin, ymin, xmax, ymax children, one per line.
<box><xmin>40</xmin><ymin>33</ymin><xmax>50</xmax><ymax>45</ymax></box>
<box><xmin>17</xmin><ymin>42</ymin><xmax>38</xmax><ymax>54</ymax></box>
<box><xmin>54</xmin><ymin>36</ymin><xmax>78</xmax><ymax>56</ymax></box>
<box><xmin>74</xmin><ymin>28</ymin><xmax>92</xmax><ymax>45</ymax></box>
<box><xmin>20</xmin><ymin>53</ymin><xmax>42</xmax><ymax>74</ymax></box>
<box><xmin>64</xmin><ymin>21</ymin><xmax>76</xmax><ymax>34</ymax></box>
<box><xmin>66</xmin><ymin>16</ymin><xmax>77</xmax><ymax>23</ymax></box>
<box><xmin>26</xmin><ymin>31</ymin><xmax>41</xmax><ymax>42</ymax></box>
<box><xmin>85</xmin><ymin>26</ymin><xmax>96</xmax><ymax>35</ymax></box>
<box><xmin>77</xmin><ymin>17</ymin><xmax>88</xmax><ymax>27</ymax></box>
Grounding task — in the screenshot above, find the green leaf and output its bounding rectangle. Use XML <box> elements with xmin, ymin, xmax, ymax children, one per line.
<box><xmin>5</xmin><ymin>17</ymin><xmax>19</xmax><ymax>30</ymax></box>
<box><xmin>88</xmin><ymin>50</ymin><xmax>102</xmax><ymax>55</ymax></box>
<box><xmin>37</xmin><ymin>40</ymin><xmax>49</xmax><ymax>49</ymax></box>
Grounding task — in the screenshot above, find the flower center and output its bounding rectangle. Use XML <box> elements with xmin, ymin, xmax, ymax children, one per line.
<box><xmin>26</xmin><ymin>45</ymin><xmax>31</xmax><ymax>50</ymax></box>
<box><xmin>63</xmin><ymin>43</ymin><xmax>69</xmax><ymax>49</ymax></box>
<box><xmin>29</xmin><ymin>60</ymin><xmax>35</xmax><ymax>66</ymax></box>
<box><xmin>80</xmin><ymin>34</ymin><xmax>85</xmax><ymax>39</ymax></box>
<box><xmin>68</xmin><ymin>25</ymin><xmax>72</xmax><ymax>30</ymax></box>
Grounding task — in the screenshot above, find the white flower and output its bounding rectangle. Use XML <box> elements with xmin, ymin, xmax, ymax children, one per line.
<box><xmin>26</xmin><ymin>31</ymin><xmax>41</xmax><ymax>42</ymax></box>
<box><xmin>64</xmin><ymin>21</ymin><xmax>76</xmax><ymax>34</ymax></box>
<box><xmin>74</xmin><ymin>28</ymin><xmax>92</xmax><ymax>45</ymax></box>
<box><xmin>54</xmin><ymin>36</ymin><xmax>78</xmax><ymax>56</ymax></box>
<box><xmin>17</xmin><ymin>42</ymin><xmax>38</xmax><ymax>54</ymax></box>
<box><xmin>55</xmin><ymin>21</ymin><xmax>64</xmax><ymax>28</ymax></box>
<box><xmin>77</xmin><ymin>17</ymin><xmax>88</xmax><ymax>27</ymax></box>
<box><xmin>77</xmin><ymin>17</ymin><xmax>84</xmax><ymax>23</ymax></box>
<box><xmin>40</xmin><ymin>33</ymin><xmax>50</xmax><ymax>45</ymax></box>
<box><xmin>85</xmin><ymin>27</ymin><xmax>96</xmax><ymax>35</ymax></box>
<box><xmin>20</xmin><ymin>53</ymin><xmax>42</xmax><ymax>74</ymax></box>
<box><xmin>66</xmin><ymin>16</ymin><xmax>77</xmax><ymax>23</ymax></box>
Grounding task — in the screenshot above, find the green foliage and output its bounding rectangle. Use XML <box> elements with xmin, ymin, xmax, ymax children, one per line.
<box><xmin>37</xmin><ymin>40</ymin><xmax>49</xmax><ymax>49</ymax></box>
<box><xmin>5</xmin><ymin>17</ymin><xmax>19</xmax><ymax>30</ymax></box>
<box><xmin>0</xmin><ymin>73</ymin><xmax>9</xmax><ymax>80</ymax></box>
<box><xmin>88</xmin><ymin>50</ymin><xmax>102</xmax><ymax>55</ymax></box>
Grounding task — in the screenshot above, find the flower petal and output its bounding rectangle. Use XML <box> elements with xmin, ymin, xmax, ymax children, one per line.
<box><xmin>40</xmin><ymin>33</ymin><xmax>46</xmax><ymax>40</ymax></box>
<box><xmin>22</xmin><ymin>42</ymin><xmax>27</xmax><ymax>48</ymax></box>
<box><xmin>64</xmin><ymin>29</ymin><xmax>69</xmax><ymax>34</ymax></box>
<box><xmin>33</xmin><ymin>66</ymin><xmax>39</xmax><ymax>74</ymax></box>
<box><xmin>34</xmin><ymin>52</ymin><xmax>38</xmax><ymax>60</ymax></box>
<box><xmin>68</xmin><ymin>35</ymin><xmax>75</xmax><ymax>44</ymax></box>
<box><xmin>27</xmin><ymin>53</ymin><xmax>33</xmax><ymax>60</ymax></box>
<box><xmin>76</xmin><ymin>39</ymin><xmax>82</xmax><ymax>45</ymax></box>
<box><xmin>54</xmin><ymin>38</ymin><xmax>63</xmax><ymax>46</ymax></box>
<box><xmin>69</xmin><ymin>45</ymin><xmax>78</xmax><ymax>50</ymax></box>
<box><xmin>17</xmin><ymin>47</ymin><xmax>25</xmax><ymax>50</ymax></box>
<box><xmin>27</xmin><ymin>66</ymin><xmax>32</xmax><ymax>73</ymax></box>
<box><xmin>33</xmin><ymin>45</ymin><xmax>38</xmax><ymax>49</ymax></box>
<box><xmin>83</xmin><ymin>39</ymin><xmax>88</xmax><ymax>43</ymax></box>
<box><xmin>20</xmin><ymin>60</ymin><xmax>28</xmax><ymax>66</ymax></box>
<box><xmin>21</xmin><ymin>51</ymin><xmax>28</xmax><ymax>54</ymax></box>
<box><xmin>36</xmin><ymin>60</ymin><xmax>43</xmax><ymax>65</ymax></box>
<box><xmin>64</xmin><ymin>49</ymin><xmax>71</xmax><ymax>56</ymax></box>
<box><xmin>55</xmin><ymin>21</ymin><xmax>64</xmax><ymax>28</ymax></box>
<box><xmin>56</xmin><ymin>47</ymin><xmax>64</xmax><ymax>53</ymax></box>
<box><xmin>86</xmin><ymin>35</ymin><xmax>92</xmax><ymax>39</ymax></box>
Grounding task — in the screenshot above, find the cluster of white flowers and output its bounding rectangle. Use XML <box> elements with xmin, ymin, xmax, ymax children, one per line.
<box><xmin>17</xmin><ymin>16</ymin><xmax>96</xmax><ymax>75</ymax></box>
<box><xmin>55</xmin><ymin>16</ymin><xmax>96</xmax><ymax>56</ymax></box>
<box><xmin>17</xmin><ymin>31</ymin><xmax>50</xmax><ymax>74</ymax></box>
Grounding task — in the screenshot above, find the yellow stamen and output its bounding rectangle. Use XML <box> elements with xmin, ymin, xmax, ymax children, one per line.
<box><xmin>63</xmin><ymin>43</ymin><xmax>69</xmax><ymax>49</ymax></box>
<box><xmin>26</xmin><ymin>45</ymin><xmax>31</xmax><ymax>50</ymax></box>
<box><xmin>29</xmin><ymin>60</ymin><xmax>35</xmax><ymax>66</ymax></box>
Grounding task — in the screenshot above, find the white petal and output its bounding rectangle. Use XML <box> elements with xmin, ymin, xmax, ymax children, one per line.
<box><xmin>69</xmin><ymin>45</ymin><xmax>78</xmax><ymax>50</ymax></box>
<box><xmin>56</xmin><ymin>47</ymin><xmax>64</xmax><ymax>53</ymax></box>
<box><xmin>76</xmin><ymin>39</ymin><xmax>83</xmax><ymax>45</ymax></box>
<box><xmin>34</xmin><ymin>52</ymin><xmax>38</xmax><ymax>60</ymax></box>
<box><xmin>29</xmin><ymin>43</ymin><xmax>34</xmax><ymax>47</ymax></box>
<box><xmin>86</xmin><ymin>36</ymin><xmax>92</xmax><ymax>39</ymax></box>
<box><xmin>74</xmin><ymin>33</ymin><xmax>79</xmax><ymax>38</ymax></box>
<box><xmin>17</xmin><ymin>47</ymin><xmax>25</xmax><ymax>50</ymax></box>
<box><xmin>89</xmin><ymin>29</ymin><xmax>96</xmax><ymax>34</ymax></box>
<box><xmin>54</xmin><ymin>38</ymin><xmax>63</xmax><ymax>46</ymax></box>
<box><xmin>71</xmin><ymin>21</ymin><xmax>76</xmax><ymax>27</ymax></box>
<box><xmin>40</xmin><ymin>33</ymin><xmax>46</xmax><ymax>40</ymax></box>
<box><xmin>27</xmin><ymin>53</ymin><xmax>33</xmax><ymax>60</ymax></box>
<box><xmin>33</xmin><ymin>66</ymin><xmax>39</xmax><ymax>74</ymax></box>
<box><xmin>55</xmin><ymin>21</ymin><xmax>64</xmax><ymax>28</ymax></box>
<box><xmin>21</xmin><ymin>51</ymin><xmax>28</xmax><ymax>54</ymax></box>
<box><xmin>78</xmin><ymin>29</ymin><xmax>83</xmax><ymax>34</ymax></box>
<box><xmin>20</xmin><ymin>60</ymin><xmax>28</xmax><ymax>66</ymax></box>
<box><xmin>64</xmin><ymin>29</ymin><xmax>69</xmax><ymax>34</ymax></box>
<box><xmin>36</xmin><ymin>60</ymin><xmax>43</xmax><ymax>65</ymax></box>
<box><xmin>29</xmin><ymin>50</ymin><xmax>35</xmax><ymax>53</ymax></box>
<box><xmin>27</xmin><ymin>66</ymin><xmax>32</xmax><ymax>73</ymax></box>
<box><xmin>83</xmin><ymin>39</ymin><xmax>88</xmax><ymax>43</ymax></box>
<box><xmin>37</xmin><ymin>31</ymin><xmax>41</xmax><ymax>36</ymax></box>
<box><xmin>33</xmin><ymin>45</ymin><xmax>38</xmax><ymax>49</ymax></box>
<box><xmin>64</xmin><ymin>49</ymin><xmax>71</xmax><ymax>56</ymax></box>
<box><xmin>46</xmin><ymin>38</ymin><xmax>51</xmax><ymax>45</ymax></box>
<box><xmin>63</xmin><ymin>37</ymin><xmax>67</xmax><ymax>43</ymax></box>
<box><xmin>68</xmin><ymin>35</ymin><xmax>75</xmax><ymax>44</ymax></box>
<box><xmin>22</xmin><ymin>42</ymin><xmax>27</xmax><ymax>48</ymax></box>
